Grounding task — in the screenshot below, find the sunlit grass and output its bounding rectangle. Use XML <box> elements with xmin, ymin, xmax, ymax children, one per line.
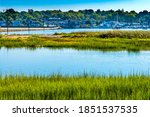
<box><xmin>1</xmin><ymin>31</ymin><xmax>150</xmax><ymax>51</ymax></box>
<box><xmin>0</xmin><ymin>75</ymin><xmax>149</xmax><ymax>100</ymax></box>
<box><xmin>63</xmin><ymin>30</ymin><xmax>150</xmax><ymax>38</ymax></box>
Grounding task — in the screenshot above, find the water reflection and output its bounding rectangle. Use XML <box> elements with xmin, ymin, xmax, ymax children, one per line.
<box><xmin>0</xmin><ymin>47</ymin><xmax>150</xmax><ymax>76</ymax></box>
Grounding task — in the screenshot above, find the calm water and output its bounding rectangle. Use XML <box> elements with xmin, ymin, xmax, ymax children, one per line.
<box><xmin>1</xmin><ymin>28</ymin><xmax>111</xmax><ymax>35</ymax></box>
<box><xmin>1</xmin><ymin>28</ymin><xmax>150</xmax><ymax>35</ymax></box>
<box><xmin>0</xmin><ymin>48</ymin><xmax>150</xmax><ymax>76</ymax></box>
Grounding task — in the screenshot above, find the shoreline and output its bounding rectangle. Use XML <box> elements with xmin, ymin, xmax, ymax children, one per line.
<box><xmin>0</xmin><ymin>27</ymin><xmax>61</xmax><ymax>32</ymax></box>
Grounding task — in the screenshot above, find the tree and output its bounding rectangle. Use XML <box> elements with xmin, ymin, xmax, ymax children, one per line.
<box><xmin>1</xmin><ymin>8</ymin><xmax>150</xmax><ymax>28</ymax></box>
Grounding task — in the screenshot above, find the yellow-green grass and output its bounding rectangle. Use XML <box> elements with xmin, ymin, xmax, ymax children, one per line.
<box><xmin>1</xmin><ymin>31</ymin><xmax>150</xmax><ymax>51</ymax></box>
<box><xmin>0</xmin><ymin>75</ymin><xmax>149</xmax><ymax>100</ymax></box>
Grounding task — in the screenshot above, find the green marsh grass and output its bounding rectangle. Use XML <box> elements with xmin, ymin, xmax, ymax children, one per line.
<box><xmin>1</xmin><ymin>31</ymin><xmax>150</xmax><ymax>51</ymax></box>
<box><xmin>0</xmin><ymin>75</ymin><xmax>149</xmax><ymax>100</ymax></box>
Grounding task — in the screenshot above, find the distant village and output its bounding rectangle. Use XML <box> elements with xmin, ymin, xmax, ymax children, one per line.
<box><xmin>0</xmin><ymin>18</ymin><xmax>149</xmax><ymax>29</ymax></box>
<box><xmin>1</xmin><ymin>8</ymin><xmax>150</xmax><ymax>29</ymax></box>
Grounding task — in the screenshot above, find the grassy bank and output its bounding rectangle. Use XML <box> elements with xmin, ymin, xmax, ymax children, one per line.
<box><xmin>1</xmin><ymin>30</ymin><xmax>150</xmax><ymax>51</ymax></box>
<box><xmin>0</xmin><ymin>75</ymin><xmax>149</xmax><ymax>100</ymax></box>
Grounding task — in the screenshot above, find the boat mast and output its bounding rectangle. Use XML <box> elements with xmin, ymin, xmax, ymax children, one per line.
<box><xmin>117</xmin><ymin>12</ymin><xmax>119</xmax><ymax>24</ymax></box>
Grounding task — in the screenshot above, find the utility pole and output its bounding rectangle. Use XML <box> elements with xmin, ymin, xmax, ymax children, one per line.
<box><xmin>4</xmin><ymin>9</ymin><xmax>9</xmax><ymax>35</ymax></box>
<box><xmin>41</xmin><ymin>12</ymin><xmax>45</xmax><ymax>31</ymax></box>
<box><xmin>117</xmin><ymin>12</ymin><xmax>119</xmax><ymax>24</ymax></box>
<box><xmin>28</xmin><ymin>18</ymin><xmax>30</xmax><ymax>33</ymax></box>
<box><xmin>6</xmin><ymin>12</ymin><xmax>9</xmax><ymax>35</ymax></box>
<box><xmin>43</xmin><ymin>17</ymin><xmax>45</xmax><ymax>29</ymax></box>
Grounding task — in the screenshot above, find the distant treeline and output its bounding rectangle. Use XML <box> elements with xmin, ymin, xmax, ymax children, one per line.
<box><xmin>0</xmin><ymin>8</ymin><xmax>150</xmax><ymax>25</ymax></box>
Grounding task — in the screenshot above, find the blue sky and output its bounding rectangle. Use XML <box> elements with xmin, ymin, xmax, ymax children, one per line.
<box><xmin>0</xmin><ymin>0</ymin><xmax>150</xmax><ymax>12</ymax></box>
<box><xmin>0</xmin><ymin>0</ymin><xmax>126</xmax><ymax>6</ymax></box>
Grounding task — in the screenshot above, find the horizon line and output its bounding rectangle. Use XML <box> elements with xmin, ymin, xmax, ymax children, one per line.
<box><xmin>0</xmin><ymin>8</ymin><xmax>150</xmax><ymax>13</ymax></box>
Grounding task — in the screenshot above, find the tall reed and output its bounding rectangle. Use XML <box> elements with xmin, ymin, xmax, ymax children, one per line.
<box><xmin>0</xmin><ymin>75</ymin><xmax>149</xmax><ymax>100</ymax></box>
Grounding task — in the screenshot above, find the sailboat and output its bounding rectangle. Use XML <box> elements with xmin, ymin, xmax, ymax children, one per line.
<box><xmin>113</xmin><ymin>12</ymin><xmax>121</xmax><ymax>29</ymax></box>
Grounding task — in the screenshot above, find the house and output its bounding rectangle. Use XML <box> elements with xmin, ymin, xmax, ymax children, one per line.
<box><xmin>29</xmin><ymin>20</ymin><xmax>41</xmax><ymax>27</ymax></box>
<box><xmin>99</xmin><ymin>21</ymin><xmax>127</xmax><ymax>29</ymax></box>
<box><xmin>45</xmin><ymin>18</ymin><xmax>61</xmax><ymax>27</ymax></box>
<box><xmin>59</xmin><ymin>20</ymin><xmax>69</xmax><ymax>28</ymax></box>
<box><xmin>12</xmin><ymin>20</ymin><xmax>22</xmax><ymax>27</ymax></box>
<box><xmin>99</xmin><ymin>21</ymin><xmax>114</xmax><ymax>28</ymax></box>
<box><xmin>68</xmin><ymin>20</ymin><xmax>80</xmax><ymax>28</ymax></box>
<box><xmin>45</xmin><ymin>18</ymin><xmax>99</xmax><ymax>28</ymax></box>
<box><xmin>45</xmin><ymin>18</ymin><xmax>70</xmax><ymax>28</ymax></box>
